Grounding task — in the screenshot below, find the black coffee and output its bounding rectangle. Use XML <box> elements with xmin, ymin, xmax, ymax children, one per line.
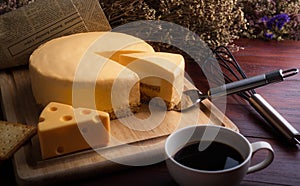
<box><xmin>174</xmin><ymin>141</ymin><xmax>244</xmax><ymax>171</ymax></box>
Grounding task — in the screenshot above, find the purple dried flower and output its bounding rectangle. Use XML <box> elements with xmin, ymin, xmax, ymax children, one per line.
<box><xmin>239</xmin><ymin>0</ymin><xmax>300</xmax><ymax>40</ymax></box>
<box><xmin>260</xmin><ymin>16</ymin><xmax>269</xmax><ymax>23</ymax></box>
<box><xmin>264</xmin><ymin>32</ymin><xmax>274</xmax><ymax>39</ymax></box>
<box><xmin>268</xmin><ymin>13</ymin><xmax>290</xmax><ymax>30</ymax></box>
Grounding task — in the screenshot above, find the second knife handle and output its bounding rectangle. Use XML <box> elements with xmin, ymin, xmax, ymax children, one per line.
<box><xmin>249</xmin><ymin>93</ymin><xmax>300</xmax><ymax>145</ymax></box>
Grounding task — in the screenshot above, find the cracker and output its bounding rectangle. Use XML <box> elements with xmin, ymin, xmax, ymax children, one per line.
<box><xmin>0</xmin><ymin>121</ymin><xmax>36</xmax><ymax>160</ymax></box>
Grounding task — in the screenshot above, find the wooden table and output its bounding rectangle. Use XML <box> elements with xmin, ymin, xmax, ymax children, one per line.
<box><xmin>1</xmin><ymin>38</ymin><xmax>300</xmax><ymax>185</ymax></box>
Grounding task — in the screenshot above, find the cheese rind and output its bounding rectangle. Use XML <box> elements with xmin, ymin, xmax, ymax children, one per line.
<box><xmin>38</xmin><ymin>102</ymin><xmax>110</xmax><ymax>159</ymax></box>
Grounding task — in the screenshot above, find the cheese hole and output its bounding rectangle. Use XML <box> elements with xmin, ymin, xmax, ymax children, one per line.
<box><xmin>39</xmin><ymin>117</ymin><xmax>45</xmax><ymax>122</ymax></box>
<box><xmin>93</xmin><ymin>115</ymin><xmax>102</xmax><ymax>123</ymax></box>
<box><xmin>62</xmin><ymin>115</ymin><xmax>73</xmax><ymax>121</ymax></box>
<box><xmin>49</xmin><ymin>107</ymin><xmax>58</xmax><ymax>111</ymax></box>
<box><xmin>81</xmin><ymin>127</ymin><xmax>88</xmax><ymax>133</ymax></box>
<box><xmin>56</xmin><ymin>146</ymin><xmax>64</xmax><ymax>154</ymax></box>
<box><xmin>81</xmin><ymin>109</ymin><xmax>92</xmax><ymax>115</ymax></box>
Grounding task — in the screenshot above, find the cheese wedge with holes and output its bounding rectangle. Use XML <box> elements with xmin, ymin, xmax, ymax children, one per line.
<box><xmin>38</xmin><ymin>102</ymin><xmax>110</xmax><ymax>159</ymax></box>
<box><xmin>119</xmin><ymin>52</ymin><xmax>185</xmax><ymax>109</ymax></box>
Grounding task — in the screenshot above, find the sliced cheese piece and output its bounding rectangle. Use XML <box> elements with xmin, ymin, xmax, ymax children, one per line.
<box><xmin>38</xmin><ymin>102</ymin><xmax>110</xmax><ymax>159</ymax></box>
<box><xmin>119</xmin><ymin>52</ymin><xmax>185</xmax><ymax>109</ymax></box>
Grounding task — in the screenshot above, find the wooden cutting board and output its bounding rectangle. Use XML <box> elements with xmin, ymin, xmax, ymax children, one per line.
<box><xmin>0</xmin><ymin>67</ymin><xmax>238</xmax><ymax>185</ymax></box>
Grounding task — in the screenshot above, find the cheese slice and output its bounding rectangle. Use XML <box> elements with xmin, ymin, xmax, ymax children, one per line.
<box><xmin>119</xmin><ymin>52</ymin><xmax>185</xmax><ymax>109</ymax></box>
<box><xmin>38</xmin><ymin>102</ymin><xmax>110</xmax><ymax>159</ymax></box>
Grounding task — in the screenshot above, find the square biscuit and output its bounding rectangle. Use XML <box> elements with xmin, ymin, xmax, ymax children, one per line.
<box><xmin>0</xmin><ymin>121</ymin><xmax>36</xmax><ymax>160</ymax></box>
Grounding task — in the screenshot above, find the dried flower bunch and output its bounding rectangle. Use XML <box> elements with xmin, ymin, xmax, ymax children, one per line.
<box><xmin>101</xmin><ymin>0</ymin><xmax>247</xmax><ymax>49</ymax></box>
<box><xmin>0</xmin><ymin>0</ymin><xmax>33</xmax><ymax>15</ymax></box>
<box><xmin>1</xmin><ymin>0</ymin><xmax>299</xmax><ymax>45</ymax></box>
<box><xmin>100</xmin><ymin>0</ymin><xmax>156</xmax><ymax>27</ymax></box>
<box><xmin>238</xmin><ymin>0</ymin><xmax>300</xmax><ymax>40</ymax></box>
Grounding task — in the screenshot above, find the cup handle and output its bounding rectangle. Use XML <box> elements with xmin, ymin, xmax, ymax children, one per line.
<box><xmin>247</xmin><ymin>141</ymin><xmax>274</xmax><ymax>174</ymax></box>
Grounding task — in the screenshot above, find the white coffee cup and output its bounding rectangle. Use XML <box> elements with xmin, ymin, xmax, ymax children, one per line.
<box><xmin>165</xmin><ymin>124</ymin><xmax>274</xmax><ymax>186</ymax></box>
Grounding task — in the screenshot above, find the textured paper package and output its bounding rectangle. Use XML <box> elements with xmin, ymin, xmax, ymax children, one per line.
<box><xmin>0</xmin><ymin>0</ymin><xmax>111</xmax><ymax>69</ymax></box>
